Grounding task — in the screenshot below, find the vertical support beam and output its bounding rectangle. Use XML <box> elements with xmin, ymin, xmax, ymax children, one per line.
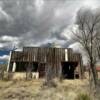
<box><xmin>65</xmin><ymin>49</ymin><xmax>68</xmax><ymax>61</ymax></box>
<box><xmin>34</xmin><ymin>55</ymin><xmax>35</xmax><ymax>61</ymax></box>
<box><xmin>7</xmin><ymin>51</ymin><xmax>12</xmax><ymax>72</ymax></box>
<box><xmin>58</xmin><ymin>63</ymin><xmax>62</xmax><ymax>79</ymax></box>
<box><xmin>12</xmin><ymin>61</ymin><xmax>16</xmax><ymax>72</ymax></box>
<box><xmin>77</xmin><ymin>55</ymin><xmax>84</xmax><ymax>79</ymax></box>
<box><xmin>78</xmin><ymin>61</ymin><xmax>83</xmax><ymax>79</ymax></box>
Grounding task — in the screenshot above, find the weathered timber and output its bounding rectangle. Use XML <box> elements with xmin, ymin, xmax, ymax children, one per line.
<box><xmin>8</xmin><ymin>47</ymin><xmax>84</xmax><ymax>79</ymax></box>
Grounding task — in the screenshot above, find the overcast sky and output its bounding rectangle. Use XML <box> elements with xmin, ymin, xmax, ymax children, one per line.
<box><xmin>0</xmin><ymin>0</ymin><xmax>100</xmax><ymax>64</ymax></box>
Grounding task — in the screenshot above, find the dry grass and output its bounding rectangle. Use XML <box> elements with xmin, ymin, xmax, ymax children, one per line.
<box><xmin>75</xmin><ymin>93</ymin><xmax>91</xmax><ymax>100</ymax></box>
<box><xmin>0</xmin><ymin>79</ymin><xmax>99</xmax><ymax>100</ymax></box>
<box><xmin>0</xmin><ymin>79</ymin><xmax>42</xmax><ymax>100</ymax></box>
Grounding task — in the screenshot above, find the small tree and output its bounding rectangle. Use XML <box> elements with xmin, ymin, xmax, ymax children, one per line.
<box><xmin>26</xmin><ymin>62</ymin><xmax>32</xmax><ymax>80</ymax></box>
<box><xmin>43</xmin><ymin>48</ymin><xmax>57</xmax><ymax>87</ymax></box>
<box><xmin>0</xmin><ymin>64</ymin><xmax>7</xmax><ymax>80</ymax></box>
<box><xmin>72</xmin><ymin>7</ymin><xmax>100</xmax><ymax>88</ymax></box>
<box><xmin>45</xmin><ymin>64</ymin><xmax>53</xmax><ymax>85</ymax></box>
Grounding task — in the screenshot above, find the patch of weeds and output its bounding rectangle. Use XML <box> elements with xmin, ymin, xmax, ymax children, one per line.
<box><xmin>75</xmin><ymin>93</ymin><xmax>91</xmax><ymax>100</ymax></box>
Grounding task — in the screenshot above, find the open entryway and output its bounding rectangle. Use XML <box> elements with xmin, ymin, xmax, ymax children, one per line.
<box><xmin>15</xmin><ymin>62</ymin><xmax>39</xmax><ymax>72</ymax></box>
<box><xmin>32</xmin><ymin>62</ymin><xmax>38</xmax><ymax>72</ymax></box>
<box><xmin>61</xmin><ymin>62</ymin><xmax>78</xmax><ymax>79</ymax></box>
<box><xmin>38</xmin><ymin>63</ymin><xmax>45</xmax><ymax>78</ymax></box>
<box><xmin>15</xmin><ymin>62</ymin><xmax>27</xmax><ymax>72</ymax></box>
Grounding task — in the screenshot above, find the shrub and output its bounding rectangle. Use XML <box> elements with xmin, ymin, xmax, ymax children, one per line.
<box><xmin>75</xmin><ymin>93</ymin><xmax>91</xmax><ymax>100</ymax></box>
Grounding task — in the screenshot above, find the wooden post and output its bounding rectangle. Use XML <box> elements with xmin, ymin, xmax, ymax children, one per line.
<box><xmin>7</xmin><ymin>51</ymin><xmax>12</xmax><ymax>72</ymax></box>
<box><xmin>12</xmin><ymin>61</ymin><xmax>16</xmax><ymax>72</ymax></box>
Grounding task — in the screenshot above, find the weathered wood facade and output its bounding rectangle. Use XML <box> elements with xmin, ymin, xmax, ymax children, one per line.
<box><xmin>7</xmin><ymin>47</ymin><xmax>84</xmax><ymax>79</ymax></box>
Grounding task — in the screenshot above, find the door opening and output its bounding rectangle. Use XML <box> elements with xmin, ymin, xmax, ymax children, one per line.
<box><xmin>38</xmin><ymin>63</ymin><xmax>45</xmax><ymax>78</ymax></box>
<box><xmin>61</xmin><ymin>62</ymin><xmax>78</xmax><ymax>79</ymax></box>
<box><xmin>32</xmin><ymin>62</ymin><xmax>38</xmax><ymax>72</ymax></box>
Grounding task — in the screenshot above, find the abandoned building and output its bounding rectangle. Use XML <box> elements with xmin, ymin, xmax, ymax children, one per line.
<box><xmin>7</xmin><ymin>47</ymin><xmax>84</xmax><ymax>79</ymax></box>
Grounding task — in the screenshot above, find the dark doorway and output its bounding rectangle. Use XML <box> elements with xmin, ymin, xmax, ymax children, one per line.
<box><xmin>16</xmin><ymin>62</ymin><xmax>27</xmax><ymax>72</ymax></box>
<box><xmin>32</xmin><ymin>62</ymin><xmax>38</xmax><ymax>72</ymax></box>
<box><xmin>15</xmin><ymin>62</ymin><xmax>39</xmax><ymax>72</ymax></box>
<box><xmin>61</xmin><ymin>62</ymin><xmax>78</xmax><ymax>79</ymax></box>
<box><xmin>38</xmin><ymin>63</ymin><xmax>45</xmax><ymax>78</ymax></box>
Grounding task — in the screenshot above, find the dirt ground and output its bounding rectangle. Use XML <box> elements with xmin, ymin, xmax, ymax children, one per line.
<box><xmin>0</xmin><ymin>79</ymin><xmax>99</xmax><ymax>100</ymax></box>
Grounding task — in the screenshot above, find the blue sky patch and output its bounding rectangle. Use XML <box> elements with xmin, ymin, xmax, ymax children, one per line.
<box><xmin>0</xmin><ymin>50</ymin><xmax>10</xmax><ymax>56</ymax></box>
<box><xmin>0</xmin><ymin>61</ymin><xmax>7</xmax><ymax>64</ymax></box>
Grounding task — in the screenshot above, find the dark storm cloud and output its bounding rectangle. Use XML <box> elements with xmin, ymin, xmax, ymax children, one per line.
<box><xmin>0</xmin><ymin>0</ymin><xmax>100</xmax><ymax>50</ymax></box>
<box><xmin>1</xmin><ymin>0</ymin><xmax>100</xmax><ymax>64</ymax></box>
<box><xmin>0</xmin><ymin>0</ymin><xmax>83</xmax><ymax>48</ymax></box>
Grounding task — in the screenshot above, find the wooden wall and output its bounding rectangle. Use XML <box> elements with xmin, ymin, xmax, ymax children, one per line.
<box><xmin>10</xmin><ymin>47</ymin><xmax>83</xmax><ymax>78</ymax></box>
<box><xmin>11</xmin><ymin>47</ymin><xmax>81</xmax><ymax>62</ymax></box>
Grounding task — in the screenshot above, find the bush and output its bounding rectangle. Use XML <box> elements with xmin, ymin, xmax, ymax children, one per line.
<box><xmin>75</xmin><ymin>93</ymin><xmax>91</xmax><ymax>100</ymax></box>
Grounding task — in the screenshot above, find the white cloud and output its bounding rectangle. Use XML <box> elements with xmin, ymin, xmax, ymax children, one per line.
<box><xmin>69</xmin><ymin>42</ymin><xmax>81</xmax><ymax>51</ymax></box>
<box><xmin>82</xmin><ymin>0</ymin><xmax>100</xmax><ymax>9</ymax></box>
<box><xmin>0</xmin><ymin>6</ymin><xmax>13</xmax><ymax>22</ymax></box>
<box><xmin>69</xmin><ymin>42</ymin><xmax>88</xmax><ymax>65</ymax></box>
<box><xmin>34</xmin><ymin>0</ymin><xmax>44</xmax><ymax>12</ymax></box>
<box><xmin>0</xmin><ymin>35</ymin><xmax>18</xmax><ymax>41</ymax></box>
<box><xmin>55</xmin><ymin>8</ymin><xmax>65</xmax><ymax>17</ymax></box>
<box><xmin>61</xmin><ymin>25</ymin><xmax>78</xmax><ymax>40</ymax></box>
<box><xmin>0</xmin><ymin>43</ymin><xmax>3</xmax><ymax>48</ymax></box>
<box><xmin>0</xmin><ymin>55</ymin><xmax>9</xmax><ymax>61</ymax></box>
<box><xmin>0</xmin><ymin>35</ymin><xmax>20</xmax><ymax>50</ymax></box>
<box><xmin>0</xmin><ymin>0</ymin><xmax>100</xmax><ymax>65</ymax></box>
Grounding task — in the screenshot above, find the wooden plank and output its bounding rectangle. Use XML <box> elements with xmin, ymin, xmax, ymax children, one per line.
<box><xmin>10</xmin><ymin>47</ymin><xmax>83</xmax><ymax>79</ymax></box>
